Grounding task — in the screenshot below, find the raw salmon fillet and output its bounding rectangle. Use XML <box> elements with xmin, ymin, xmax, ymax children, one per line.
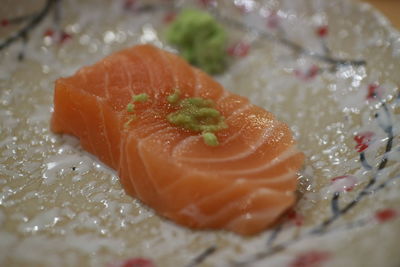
<box><xmin>51</xmin><ymin>44</ymin><xmax>304</xmax><ymax>235</ymax></box>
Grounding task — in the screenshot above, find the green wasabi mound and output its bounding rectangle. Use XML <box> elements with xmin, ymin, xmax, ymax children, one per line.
<box><xmin>166</xmin><ymin>9</ymin><xmax>227</xmax><ymax>74</ymax></box>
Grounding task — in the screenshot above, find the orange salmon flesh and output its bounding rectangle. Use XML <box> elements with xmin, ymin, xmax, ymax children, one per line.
<box><xmin>51</xmin><ymin>44</ymin><xmax>304</xmax><ymax>235</ymax></box>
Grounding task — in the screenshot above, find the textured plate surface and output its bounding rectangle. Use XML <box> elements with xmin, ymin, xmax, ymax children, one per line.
<box><xmin>1</xmin><ymin>0</ymin><xmax>400</xmax><ymax>266</ymax></box>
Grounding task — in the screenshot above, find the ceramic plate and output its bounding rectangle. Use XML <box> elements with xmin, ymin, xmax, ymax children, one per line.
<box><xmin>1</xmin><ymin>0</ymin><xmax>400</xmax><ymax>266</ymax></box>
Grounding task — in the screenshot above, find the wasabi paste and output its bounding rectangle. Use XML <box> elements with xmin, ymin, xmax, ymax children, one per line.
<box><xmin>166</xmin><ymin>9</ymin><xmax>227</xmax><ymax>74</ymax></box>
<box><xmin>166</xmin><ymin>90</ymin><xmax>227</xmax><ymax>146</ymax></box>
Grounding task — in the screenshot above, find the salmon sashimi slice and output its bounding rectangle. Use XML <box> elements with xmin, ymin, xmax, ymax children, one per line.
<box><xmin>51</xmin><ymin>44</ymin><xmax>304</xmax><ymax>235</ymax></box>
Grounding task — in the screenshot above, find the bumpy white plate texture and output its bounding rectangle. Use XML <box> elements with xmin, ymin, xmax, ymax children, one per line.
<box><xmin>0</xmin><ymin>0</ymin><xmax>399</xmax><ymax>266</ymax></box>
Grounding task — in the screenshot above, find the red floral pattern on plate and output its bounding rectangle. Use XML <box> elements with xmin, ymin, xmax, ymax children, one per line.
<box><xmin>289</xmin><ymin>251</ymin><xmax>331</xmax><ymax>267</ymax></box>
<box><xmin>1</xmin><ymin>19</ymin><xmax>10</xmax><ymax>27</ymax></box>
<box><xmin>316</xmin><ymin>26</ymin><xmax>328</xmax><ymax>38</ymax></box>
<box><xmin>110</xmin><ymin>258</ymin><xmax>155</xmax><ymax>267</ymax></box>
<box><xmin>330</xmin><ymin>175</ymin><xmax>357</xmax><ymax>192</ymax></box>
<box><xmin>287</xmin><ymin>209</ymin><xmax>304</xmax><ymax>227</ymax></box>
<box><xmin>294</xmin><ymin>65</ymin><xmax>320</xmax><ymax>81</ymax></box>
<box><xmin>163</xmin><ymin>12</ymin><xmax>176</xmax><ymax>23</ymax></box>
<box><xmin>266</xmin><ymin>11</ymin><xmax>280</xmax><ymax>29</ymax></box>
<box><xmin>354</xmin><ymin>132</ymin><xmax>374</xmax><ymax>153</ymax></box>
<box><xmin>228</xmin><ymin>42</ymin><xmax>250</xmax><ymax>57</ymax></box>
<box><xmin>43</xmin><ymin>28</ymin><xmax>72</xmax><ymax>44</ymax></box>
<box><xmin>375</xmin><ymin>209</ymin><xmax>397</xmax><ymax>223</ymax></box>
<box><xmin>366</xmin><ymin>83</ymin><xmax>383</xmax><ymax>100</ymax></box>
